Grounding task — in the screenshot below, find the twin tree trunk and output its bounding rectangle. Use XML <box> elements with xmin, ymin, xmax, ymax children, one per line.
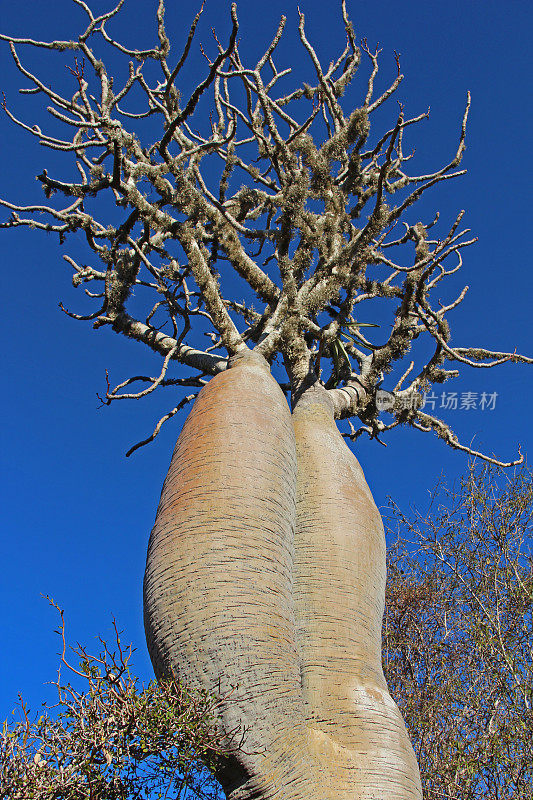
<box><xmin>144</xmin><ymin>353</ymin><xmax>422</xmax><ymax>799</ymax></box>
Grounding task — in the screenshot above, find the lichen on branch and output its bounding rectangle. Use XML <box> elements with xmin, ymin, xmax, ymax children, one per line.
<box><xmin>1</xmin><ymin>0</ymin><xmax>530</xmax><ymax>462</ymax></box>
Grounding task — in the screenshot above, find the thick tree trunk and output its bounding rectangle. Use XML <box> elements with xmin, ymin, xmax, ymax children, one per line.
<box><xmin>292</xmin><ymin>385</ymin><xmax>423</xmax><ymax>799</ymax></box>
<box><xmin>143</xmin><ymin>352</ymin><xmax>320</xmax><ymax>799</ymax></box>
<box><xmin>144</xmin><ymin>355</ymin><xmax>422</xmax><ymax>799</ymax></box>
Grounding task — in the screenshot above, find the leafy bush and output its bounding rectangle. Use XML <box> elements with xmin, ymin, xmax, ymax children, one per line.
<box><xmin>0</xmin><ymin>599</ymin><xmax>225</xmax><ymax>800</ymax></box>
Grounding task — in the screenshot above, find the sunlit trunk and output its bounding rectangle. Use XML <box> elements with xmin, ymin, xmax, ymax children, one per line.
<box><xmin>143</xmin><ymin>354</ymin><xmax>320</xmax><ymax>799</ymax></box>
<box><xmin>144</xmin><ymin>356</ymin><xmax>422</xmax><ymax>799</ymax></box>
<box><xmin>292</xmin><ymin>387</ymin><xmax>423</xmax><ymax>800</ymax></box>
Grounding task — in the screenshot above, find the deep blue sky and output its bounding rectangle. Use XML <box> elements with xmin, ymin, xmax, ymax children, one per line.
<box><xmin>1</xmin><ymin>0</ymin><xmax>532</xmax><ymax>734</ymax></box>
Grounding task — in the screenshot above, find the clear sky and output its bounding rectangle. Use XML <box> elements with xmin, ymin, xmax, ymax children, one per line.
<box><xmin>1</xmin><ymin>0</ymin><xmax>532</xmax><ymax>736</ymax></box>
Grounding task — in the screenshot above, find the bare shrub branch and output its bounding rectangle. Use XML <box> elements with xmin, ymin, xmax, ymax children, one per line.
<box><xmin>384</xmin><ymin>464</ymin><xmax>533</xmax><ymax>799</ymax></box>
<box><xmin>0</xmin><ymin>598</ymin><xmax>229</xmax><ymax>799</ymax></box>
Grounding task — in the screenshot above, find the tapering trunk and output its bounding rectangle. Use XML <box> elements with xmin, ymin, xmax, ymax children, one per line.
<box><xmin>292</xmin><ymin>386</ymin><xmax>423</xmax><ymax>799</ymax></box>
<box><xmin>144</xmin><ymin>355</ymin><xmax>422</xmax><ymax>799</ymax></box>
<box><xmin>143</xmin><ymin>353</ymin><xmax>320</xmax><ymax>799</ymax></box>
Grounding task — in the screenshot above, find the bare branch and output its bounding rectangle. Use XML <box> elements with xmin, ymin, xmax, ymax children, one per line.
<box><xmin>126</xmin><ymin>394</ymin><xmax>198</xmax><ymax>457</ymax></box>
<box><xmin>414</xmin><ymin>411</ymin><xmax>523</xmax><ymax>468</ymax></box>
<box><xmin>159</xmin><ymin>4</ymin><xmax>239</xmax><ymax>156</ymax></box>
<box><xmin>0</xmin><ymin>3</ymin><xmax>529</xmax><ymax>458</ymax></box>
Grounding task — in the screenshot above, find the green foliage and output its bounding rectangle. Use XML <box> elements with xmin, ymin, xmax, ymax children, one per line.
<box><xmin>0</xmin><ymin>601</ymin><xmax>225</xmax><ymax>800</ymax></box>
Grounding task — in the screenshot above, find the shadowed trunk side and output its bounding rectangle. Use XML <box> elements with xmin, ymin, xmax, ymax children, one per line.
<box><xmin>292</xmin><ymin>385</ymin><xmax>423</xmax><ymax>800</ymax></box>
<box><xmin>143</xmin><ymin>352</ymin><xmax>320</xmax><ymax>800</ymax></box>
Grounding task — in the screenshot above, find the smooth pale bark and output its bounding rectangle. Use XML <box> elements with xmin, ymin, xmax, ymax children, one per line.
<box><xmin>144</xmin><ymin>354</ymin><xmax>422</xmax><ymax>799</ymax></box>
<box><xmin>143</xmin><ymin>353</ymin><xmax>321</xmax><ymax>799</ymax></box>
<box><xmin>292</xmin><ymin>387</ymin><xmax>423</xmax><ymax>800</ymax></box>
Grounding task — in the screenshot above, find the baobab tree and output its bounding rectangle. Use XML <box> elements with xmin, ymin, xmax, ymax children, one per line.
<box><xmin>1</xmin><ymin>1</ymin><xmax>530</xmax><ymax>798</ymax></box>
